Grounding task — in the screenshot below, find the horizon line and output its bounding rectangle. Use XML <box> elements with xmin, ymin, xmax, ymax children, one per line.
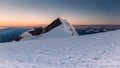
<box><xmin>1</xmin><ymin>24</ymin><xmax>120</xmax><ymax>28</ymax></box>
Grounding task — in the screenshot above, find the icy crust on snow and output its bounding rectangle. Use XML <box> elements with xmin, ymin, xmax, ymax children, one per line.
<box><xmin>0</xmin><ymin>30</ymin><xmax>120</xmax><ymax>68</ymax></box>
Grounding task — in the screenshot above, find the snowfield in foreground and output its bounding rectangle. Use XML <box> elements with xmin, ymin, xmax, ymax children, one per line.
<box><xmin>0</xmin><ymin>30</ymin><xmax>120</xmax><ymax>68</ymax></box>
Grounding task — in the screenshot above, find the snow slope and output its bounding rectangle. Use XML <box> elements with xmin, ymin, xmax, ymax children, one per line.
<box><xmin>0</xmin><ymin>30</ymin><xmax>120</xmax><ymax>68</ymax></box>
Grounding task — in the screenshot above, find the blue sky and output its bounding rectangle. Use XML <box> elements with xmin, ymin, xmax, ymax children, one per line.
<box><xmin>0</xmin><ymin>0</ymin><xmax>120</xmax><ymax>26</ymax></box>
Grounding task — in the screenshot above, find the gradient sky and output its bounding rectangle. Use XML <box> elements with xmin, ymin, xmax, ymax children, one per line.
<box><xmin>0</xmin><ymin>0</ymin><xmax>120</xmax><ymax>27</ymax></box>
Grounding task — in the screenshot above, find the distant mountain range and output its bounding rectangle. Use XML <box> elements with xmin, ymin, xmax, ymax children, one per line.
<box><xmin>75</xmin><ymin>25</ymin><xmax>120</xmax><ymax>35</ymax></box>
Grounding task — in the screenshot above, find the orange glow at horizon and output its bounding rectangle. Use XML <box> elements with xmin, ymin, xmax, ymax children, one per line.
<box><xmin>0</xmin><ymin>19</ymin><xmax>119</xmax><ymax>27</ymax></box>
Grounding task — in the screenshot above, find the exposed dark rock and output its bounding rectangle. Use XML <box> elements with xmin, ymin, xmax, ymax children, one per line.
<box><xmin>44</xmin><ymin>18</ymin><xmax>62</xmax><ymax>33</ymax></box>
<box><xmin>13</xmin><ymin>18</ymin><xmax>62</xmax><ymax>41</ymax></box>
<box><xmin>29</xmin><ymin>27</ymin><xmax>43</xmax><ymax>36</ymax></box>
<box><xmin>26</xmin><ymin>18</ymin><xmax>62</xmax><ymax>36</ymax></box>
<box><xmin>14</xmin><ymin>36</ymin><xmax>23</xmax><ymax>41</ymax></box>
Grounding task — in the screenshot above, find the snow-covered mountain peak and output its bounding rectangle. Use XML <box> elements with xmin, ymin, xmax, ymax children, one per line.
<box><xmin>57</xmin><ymin>17</ymin><xmax>66</xmax><ymax>22</ymax></box>
<box><xmin>57</xmin><ymin>17</ymin><xmax>69</xmax><ymax>24</ymax></box>
<box><xmin>13</xmin><ymin>17</ymin><xmax>78</xmax><ymax>41</ymax></box>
